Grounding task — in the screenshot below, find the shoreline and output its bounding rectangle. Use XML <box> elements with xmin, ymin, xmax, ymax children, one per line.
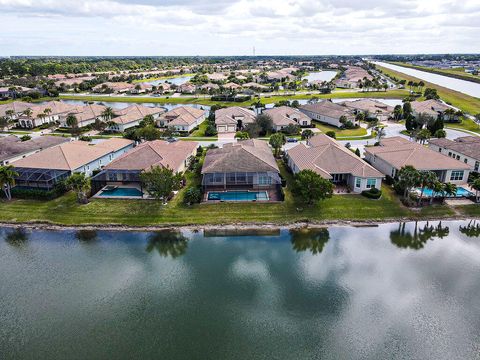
<box><xmin>0</xmin><ymin>215</ymin><xmax>476</xmax><ymax>233</ymax></box>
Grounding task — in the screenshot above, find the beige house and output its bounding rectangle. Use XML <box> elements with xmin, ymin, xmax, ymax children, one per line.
<box><xmin>108</xmin><ymin>105</ymin><xmax>165</xmax><ymax>132</ymax></box>
<box><xmin>299</xmin><ymin>100</ymin><xmax>356</xmax><ymax>128</ymax></box>
<box><xmin>17</xmin><ymin>101</ymin><xmax>78</xmax><ymax>128</ymax></box>
<box><xmin>341</xmin><ymin>99</ymin><xmax>394</xmax><ymax>121</ymax></box>
<box><xmin>263</xmin><ymin>106</ymin><xmax>312</xmax><ymax>131</ymax></box>
<box><xmin>12</xmin><ymin>138</ymin><xmax>134</xmax><ymax>189</ymax></box>
<box><xmin>411</xmin><ymin>99</ymin><xmax>450</xmax><ymax>118</ymax></box>
<box><xmin>157</xmin><ymin>106</ymin><xmax>205</xmax><ymax>132</ymax></box>
<box><xmin>215</xmin><ymin>106</ymin><xmax>256</xmax><ymax>133</ymax></box>
<box><xmin>429</xmin><ymin>136</ymin><xmax>480</xmax><ymax>172</ymax></box>
<box><xmin>364</xmin><ymin>137</ymin><xmax>470</xmax><ymax>183</ymax></box>
<box><xmin>91</xmin><ymin>140</ymin><xmax>198</xmax><ymax>196</ymax></box>
<box><xmin>287</xmin><ymin>134</ymin><xmax>383</xmax><ymax>193</ymax></box>
<box><xmin>60</xmin><ymin>103</ymin><xmax>107</xmax><ymax>128</ymax></box>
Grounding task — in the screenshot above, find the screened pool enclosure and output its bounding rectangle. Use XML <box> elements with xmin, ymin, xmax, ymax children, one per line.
<box><xmin>202</xmin><ymin>171</ymin><xmax>281</xmax><ymax>189</ymax></box>
<box><xmin>14</xmin><ymin>167</ymin><xmax>71</xmax><ymax>190</ymax></box>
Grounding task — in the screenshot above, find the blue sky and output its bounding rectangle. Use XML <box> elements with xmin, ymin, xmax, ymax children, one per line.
<box><xmin>0</xmin><ymin>0</ymin><xmax>479</xmax><ymax>56</ymax></box>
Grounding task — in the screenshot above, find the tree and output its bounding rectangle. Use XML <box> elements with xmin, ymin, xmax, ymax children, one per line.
<box><xmin>375</xmin><ymin>127</ymin><xmax>386</xmax><ymax>142</ymax></box>
<box><xmin>325</xmin><ymin>130</ymin><xmax>336</xmax><ymax>139</ymax></box>
<box><xmin>294</xmin><ymin>169</ymin><xmax>334</xmax><ymax>205</ymax></box>
<box><xmin>269</xmin><ymin>133</ymin><xmax>286</xmax><ymax>157</ymax></box>
<box><xmin>140</xmin><ymin>166</ymin><xmax>182</xmax><ymax>203</ymax></box>
<box><xmin>472</xmin><ymin>178</ymin><xmax>480</xmax><ymax>203</ymax></box>
<box><xmin>434</xmin><ymin>129</ymin><xmax>446</xmax><ymax>138</ymax></box>
<box><xmin>402</xmin><ymin>101</ymin><xmax>412</xmax><ymax>118</ymax></box>
<box><xmin>443</xmin><ymin>182</ymin><xmax>457</xmax><ymax>198</ymax></box>
<box><xmin>66</xmin><ymin>114</ymin><xmax>80</xmax><ymax>137</ymax></box>
<box><xmin>430</xmin><ymin>180</ymin><xmax>444</xmax><ymax>204</ymax></box>
<box><xmin>65</xmin><ymin>173</ymin><xmax>91</xmax><ymax>204</ymax></box>
<box><xmin>282</xmin><ymin>123</ymin><xmax>300</xmax><ymax>135</ymax></box>
<box><xmin>101</xmin><ymin>107</ymin><xmax>115</xmax><ymax>122</ymax></box>
<box><xmin>136</xmin><ymin>125</ymin><xmax>161</xmax><ymax>141</ymax></box>
<box><xmin>428</xmin><ymin>117</ymin><xmax>444</xmax><ymax>135</ymax></box>
<box><xmin>255</xmin><ymin>113</ymin><xmax>273</xmax><ymax>136</ymax></box>
<box><xmin>0</xmin><ymin>165</ymin><xmax>19</xmax><ymax>201</ymax></box>
<box><xmin>139</xmin><ymin>114</ymin><xmax>155</xmax><ymax>127</ymax></box>
<box><xmin>416</xmin><ymin>128</ymin><xmax>431</xmax><ymax>144</ymax></box>
<box><xmin>424</xmin><ymin>88</ymin><xmax>439</xmax><ymax>100</ymax></box>
<box><xmin>204</xmin><ymin>124</ymin><xmax>217</xmax><ymax>136</ymax></box>
<box><xmin>339</xmin><ymin>115</ymin><xmax>348</xmax><ymax>126</ymax></box>
<box><xmin>235</xmin><ymin>131</ymin><xmax>250</xmax><ymax>140</ymax></box>
<box><xmin>244</xmin><ymin>122</ymin><xmax>262</xmax><ymax>138</ymax></box>
<box><xmin>183</xmin><ymin>187</ymin><xmax>202</xmax><ymax>205</ymax></box>
<box><xmin>0</xmin><ymin>116</ymin><xmax>8</xmax><ymax>131</ymax></box>
<box><xmin>417</xmin><ymin>171</ymin><xmax>438</xmax><ymax>206</ymax></box>
<box><xmin>397</xmin><ymin>165</ymin><xmax>420</xmax><ymax>199</ymax></box>
<box><xmin>393</xmin><ymin>105</ymin><xmax>403</xmax><ymax>120</ymax></box>
<box><xmin>301</xmin><ymin>129</ymin><xmax>314</xmax><ymax>140</ymax></box>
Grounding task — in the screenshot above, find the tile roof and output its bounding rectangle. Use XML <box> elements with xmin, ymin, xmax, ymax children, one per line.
<box><xmin>429</xmin><ymin>136</ymin><xmax>480</xmax><ymax>161</ymax></box>
<box><xmin>105</xmin><ymin>140</ymin><xmax>198</xmax><ymax>171</ymax></box>
<box><xmin>288</xmin><ymin>134</ymin><xmax>383</xmax><ymax>179</ymax></box>
<box><xmin>365</xmin><ymin>136</ymin><xmax>470</xmax><ymax>171</ymax></box>
<box><xmin>411</xmin><ymin>99</ymin><xmax>450</xmax><ymax>116</ymax></box>
<box><xmin>300</xmin><ymin>100</ymin><xmax>354</xmax><ymax>120</ymax></box>
<box><xmin>214</xmin><ymin>106</ymin><xmax>256</xmax><ymax>126</ymax></box>
<box><xmin>12</xmin><ymin>138</ymin><xmax>133</xmax><ymax>171</ymax></box>
<box><xmin>264</xmin><ymin>106</ymin><xmax>310</xmax><ymax>127</ymax></box>
<box><xmin>112</xmin><ymin>105</ymin><xmax>165</xmax><ymax>125</ymax></box>
<box><xmin>0</xmin><ymin>135</ymin><xmax>70</xmax><ymax>162</ymax></box>
<box><xmin>202</xmin><ymin>139</ymin><xmax>279</xmax><ymax>174</ymax></box>
<box><xmin>159</xmin><ymin>106</ymin><xmax>205</xmax><ymax>126</ymax></box>
<box><xmin>0</xmin><ymin>101</ymin><xmax>33</xmax><ymax>117</ymax></box>
<box><xmin>341</xmin><ymin>99</ymin><xmax>394</xmax><ymax>115</ymax></box>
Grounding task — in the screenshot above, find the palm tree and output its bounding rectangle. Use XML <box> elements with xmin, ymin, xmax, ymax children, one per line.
<box><xmin>430</xmin><ymin>180</ymin><xmax>444</xmax><ymax>204</ymax></box>
<box><xmin>397</xmin><ymin>165</ymin><xmax>420</xmax><ymax>199</ymax></box>
<box><xmin>5</xmin><ymin>109</ymin><xmax>15</xmax><ymax>123</ymax></box>
<box><xmin>101</xmin><ymin>107</ymin><xmax>115</xmax><ymax>122</ymax></box>
<box><xmin>0</xmin><ymin>165</ymin><xmax>19</xmax><ymax>201</ymax></box>
<box><xmin>443</xmin><ymin>182</ymin><xmax>457</xmax><ymax>198</ymax></box>
<box><xmin>470</xmin><ymin>178</ymin><xmax>480</xmax><ymax>203</ymax></box>
<box><xmin>65</xmin><ymin>173</ymin><xmax>91</xmax><ymax>204</ymax></box>
<box><xmin>22</xmin><ymin>108</ymin><xmax>33</xmax><ymax>118</ymax></box>
<box><xmin>37</xmin><ymin>112</ymin><xmax>46</xmax><ymax>125</ymax></box>
<box><xmin>66</xmin><ymin>114</ymin><xmax>79</xmax><ymax>138</ymax></box>
<box><xmin>417</xmin><ymin>171</ymin><xmax>438</xmax><ymax>206</ymax></box>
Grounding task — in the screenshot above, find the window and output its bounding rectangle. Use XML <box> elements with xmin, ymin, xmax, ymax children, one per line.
<box><xmin>448</xmin><ymin>152</ymin><xmax>452</xmax><ymax>157</ymax></box>
<box><xmin>366</xmin><ymin>178</ymin><xmax>376</xmax><ymax>189</ymax></box>
<box><xmin>464</xmin><ymin>158</ymin><xmax>468</xmax><ymax>164</ymax></box>
<box><xmin>258</xmin><ymin>175</ymin><xmax>271</xmax><ymax>185</ymax></box>
<box><xmin>475</xmin><ymin>161</ymin><xmax>479</xmax><ymax>172</ymax></box>
<box><xmin>438</xmin><ymin>148</ymin><xmax>442</xmax><ymax>152</ymax></box>
<box><xmin>355</xmin><ymin>177</ymin><xmax>361</xmax><ymax>188</ymax></box>
<box><xmin>456</xmin><ymin>155</ymin><xmax>460</xmax><ymax>160</ymax></box>
<box><xmin>450</xmin><ymin>171</ymin><xmax>464</xmax><ymax>181</ymax></box>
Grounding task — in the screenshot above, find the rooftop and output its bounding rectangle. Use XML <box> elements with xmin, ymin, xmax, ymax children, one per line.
<box><xmin>0</xmin><ymin>135</ymin><xmax>70</xmax><ymax>162</ymax></box>
<box><xmin>429</xmin><ymin>136</ymin><xmax>480</xmax><ymax>161</ymax></box>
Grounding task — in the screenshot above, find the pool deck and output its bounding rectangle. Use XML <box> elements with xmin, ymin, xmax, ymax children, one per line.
<box><xmin>92</xmin><ymin>185</ymin><xmax>152</xmax><ymax>200</ymax></box>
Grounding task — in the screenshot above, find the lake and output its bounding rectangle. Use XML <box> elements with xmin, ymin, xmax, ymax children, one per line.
<box><xmin>145</xmin><ymin>75</ymin><xmax>193</xmax><ymax>86</ymax></box>
<box><xmin>303</xmin><ymin>71</ymin><xmax>338</xmax><ymax>83</ymax></box>
<box><xmin>373</xmin><ymin>61</ymin><xmax>480</xmax><ymax>98</ymax></box>
<box><xmin>1</xmin><ymin>221</ymin><xmax>479</xmax><ymax>359</ymax></box>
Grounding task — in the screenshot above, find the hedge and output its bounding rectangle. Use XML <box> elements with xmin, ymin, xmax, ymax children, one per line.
<box><xmin>361</xmin><ymin>187</ymin><xmax>382</xmax><ymax>199</ymax></box>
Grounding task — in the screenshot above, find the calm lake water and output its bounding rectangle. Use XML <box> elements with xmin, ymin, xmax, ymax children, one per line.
<box><xmin>373</xmin><ymin>61</ymin><xmax>480</xmax><ymax>98</ymax></box>
<box><xmin>1</xmin><ymin>221</ymin><xmax>480</xmax><ymax>359</ymax></box>
<box><xmin>303</xmin><ymin>71</ymin><xmax>338</xmax><ymax>83</ymax></box>
<box><xmin>145</xmin><ymin>75</ymin><xmax>193</xmax><ymax>86</ymax></box>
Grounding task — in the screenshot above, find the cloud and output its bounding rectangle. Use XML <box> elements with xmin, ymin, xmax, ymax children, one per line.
<box><xmin>0</xmin><ymin>0</ymin><xmax>478</xmax><ymax>55</ymax></box>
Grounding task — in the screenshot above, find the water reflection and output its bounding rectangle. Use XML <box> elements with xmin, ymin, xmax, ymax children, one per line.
<box><xmin>390</xmin><ymin>221</ymin><xmax>449</xmax><ymax>250</ymax></box>
<box><xmin>146</xmin><ymin>230</ymin><xmax>188</xmax><ymax>258</ymax></box>
<box><xmin>290</xmin><ymin>228</ymin><xmax>330</xmax><ymax>254</ymax></box>
<box><xmin>459</xmin><ymin>220</ymin><xmax>480</xmax><ymax>238</ymax></box>
<box><xmin>75</xmin><ymin>229</ymin><xmax>98</xmax><ymax>242</ymax></box>
<box><xmin>4</xmin><ymin>228</ymin><xmax>29</xmax><ymax>246</ymax></box>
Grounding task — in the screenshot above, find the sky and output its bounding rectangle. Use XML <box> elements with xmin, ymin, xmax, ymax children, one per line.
<box><xmin>0</xmin><ymin>0</ymin><xmax>479</xmax><ymax>56</ymax></box>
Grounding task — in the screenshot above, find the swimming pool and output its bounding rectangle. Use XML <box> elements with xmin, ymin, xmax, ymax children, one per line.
<box><xmin>207</xmin><ymin>191</ymin><xmax>269</xmax><ymax>201</ymax></box>
<box><xmin>417</xmin><ymin>186</ymin><xmax>473</xmax><ymax>198</ymax></box>
<box><xmin>98</xmin><ymin>187</ymin><xmax>143</xmax><ymax>197</ymax></box>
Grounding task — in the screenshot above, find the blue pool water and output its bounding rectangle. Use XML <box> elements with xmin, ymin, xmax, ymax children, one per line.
<box><xmin>208</xmin><ymin>191</ymin><xmax>269</xmax><ymax>201</ymax></box>
<box><xmin>98</xmin><ymin>187</ymin><xmax>143</xmax><ymax>197</ymax></box>
<box><xmin>418</xmin><ymin>186</ymin><xmax>473</xmax><ymax>198</ymax></box>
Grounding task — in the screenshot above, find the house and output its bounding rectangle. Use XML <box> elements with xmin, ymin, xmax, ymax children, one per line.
<box><xmin>410</xmin><ymin>99</ymin><xmax>450</xmax><ymax>119</ymax></box>
<box><xmin>341</xmin><ymin>99</ymin><xmax>394</xmax><ymax>121</ymax></box>
<box><xmin>335</xmin><ymin>66</ymin><xmax>372</xmax><ymax>88</ymax></box>
<box><xmin>17</xmin><ymin>101</ymin><xmax>78</xmax><ymax>128</ymax></box>
<box><xmin>223</xmin><ymin>82</ymin><xmax>241</xmax><ymax>90</ymax></box>
<box><xmin>429</xmin><ymin>136</ymin><xmax>480</xmax><ymax>172</ymax></box>
<box><xmin>243</xmin><ymin>82</ymin><xmax>269</xmax><ymax>91</ymax></box>
<box><xmin>263</xmin><ymin>106</ymin><xmax>312</xmax><ymax>131</ymax></box>
<box><xmin>91</xmin><ymin>140</ymin><xmax>198</xmax><ymax>196</ymax></box>
<box><xmin>0</xmin><ymin>135</ymin><xmax>70</xmax><ymax>166</ymax></box>
<box><xmin>0</xmin><ymin>101</ymin><xmax>33</xmax><ymax>121</ymax></box>
<box><xmin>201</xmin><ymin>139</ymin><xmax>282</xmax><ymax>199</ymax></box>
<box><xmin>156</xmin><ymin>106</ymin><xmax>205</xmax><ymax>132</ymax></box>
<box><xmin>0</xmin><ymin>86</ymin><xmax>33</xmax><ymax>99</ymax></box>
<box><xmin>93</xmin><ymin>82</ymin><xmax>135</xmax><ymax>94</ymax></box>
<box><xmin>364</xmin><ymin>137</ymin><xmax>470</xmax><ymax>184</ymax></box>
<box><xmin>176</xmin><ymin>83</ymin><xmax>196</xmax><ymax>94</ymax></box>
<box><xmin>214</xmin><ymin>106</ymin><xmax>256</xmax><ymax>133</ymax></box>
<box><xmin>60</xmin><ymin>103</ymin><xmax>107</xmax><ymax>128</ymax></box>
<box><xmin>12</xmin><ymin>138</ymin><xmax>134</xmax><ymax>190</ymax></box>
<box><xmin>108</xmin><ymin>105</ymin><xmax>165</xmax><ymax>132</ymax></box>
<box><xmin>299</xmin><ymin>100</ymin><xmax>356</xmax><ymax>128</ymax></box>
<box><xmin>286</xmin><ymin>134</ymin><xmax>383</xmax><ymax>193</ymax></box>
<box><xmin>206</xmin><ymin>73</ymin><xmax>228</xmax><ymax>81</ymax></box>
<box><xmin>199</xmin><ymin>83</ymin><xmax>220</xmax><ymax>92</ymax></box>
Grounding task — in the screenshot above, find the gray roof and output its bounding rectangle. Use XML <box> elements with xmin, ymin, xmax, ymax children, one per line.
<box><xmin>429</xmin><ymin>136</ymin><xmax>480</xmax><ymax>161</ymax></box>
<box><xmin>0</xmin><ymin>135</ymin><xmax>70</xmax><ymax>162</ymax></box>
<box><xmin>202</xmin><ymin>139</ymin><xmax>279</xmax><ymax>174</ymax></box>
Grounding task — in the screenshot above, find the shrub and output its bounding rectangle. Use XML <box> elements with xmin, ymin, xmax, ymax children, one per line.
<box><xmin>11</xmin><ymin>182</ymin><xmax>67</xmax><ymax>200</ymax></box>
<box><xmin>204</xmin><ymin>124</ymin><xmax>218</xmax><ymax>136</ymax></box>
<box><xmin>325</xmin><ymin>131</ymin><xmax>336</xmax><ymax>139</ymax></box>
<box><xmin>361</xmin><ymin>187</ymin><xmax>382</xmax><ymax>199</ymax></box>
<box><xmin>20</xmin><ymin>135</ymin><xmax>31</xmax><ymax>141</ymax></box>
<box><xmin>183</xmin><ymin>187</ymin><xmax>202</xmax><ymax>205</ymax></box>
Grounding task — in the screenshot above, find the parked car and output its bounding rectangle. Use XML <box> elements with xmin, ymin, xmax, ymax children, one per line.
<box><xmin>286</xmin><ymin>137</ymin><xmax>298</xmax><ymax>143</ymax></box>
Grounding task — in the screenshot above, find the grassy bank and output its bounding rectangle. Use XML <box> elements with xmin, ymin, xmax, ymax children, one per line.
<box><xmin>390</xmin><ymin>62</ymin><xmax>480</xmax><ymax>84</ymax></box>
<box><xmin>375</xmin><ymin>64</ymin><xmax>480</xmax><ymax>116</ymax></box>
<box><xmin>0</xmin><ymin>162</ymin><xmax>462</xmax><ymax>227</ymax></box>
<box><xmin>59</xmin><ymin>89</ymin><xmax>408</xmax><ymax>107</ymax></box>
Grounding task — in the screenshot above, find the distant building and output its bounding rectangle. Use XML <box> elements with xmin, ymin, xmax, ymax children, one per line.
<box><xmin>299</xmin><ymin>100</ymin><xmax>355</xmax><ymax>128</ymax></box>
<box><xmin>263</xmin><ymin>106</ymin><xmax>311</xmax><ymax>131</ymax></box>
<box><xmin>214</xmin><ymin>106</ymin><xmax>256</xmax><ymax>133</ymax></box>
<box><xmin>157</xmin><ymin>106</ymin><xmax>205</xmax><ymax>132</ymax></box>
<box><xmin>429</xmin><ymin>136</ymin><xmax>480</xmax><ymax>172</ymax></box>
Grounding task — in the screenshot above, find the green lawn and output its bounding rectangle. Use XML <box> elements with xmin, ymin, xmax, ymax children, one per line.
<box><xmin>376</xmin><ymin>64</ymin><xmax>480</xmax><ymax>116</ymax></box>
<box><xmin>314</xmin><ymin>122</ymin><xmax>367</xmax><ymax>137</ymax></box>
<box><xmin>0</xmin><ymin>162</ymin><xmax>461</xmax><ymax>227</ymax></box>
<box><xmin>190</xmin><ymin>121</ymin><xmax>210</xmax><ymax>137</ymax></box>
<box><xmin>445</xmin><ymin>117</ymin><xmax>480</xmax><ymax>134</ymax></box>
